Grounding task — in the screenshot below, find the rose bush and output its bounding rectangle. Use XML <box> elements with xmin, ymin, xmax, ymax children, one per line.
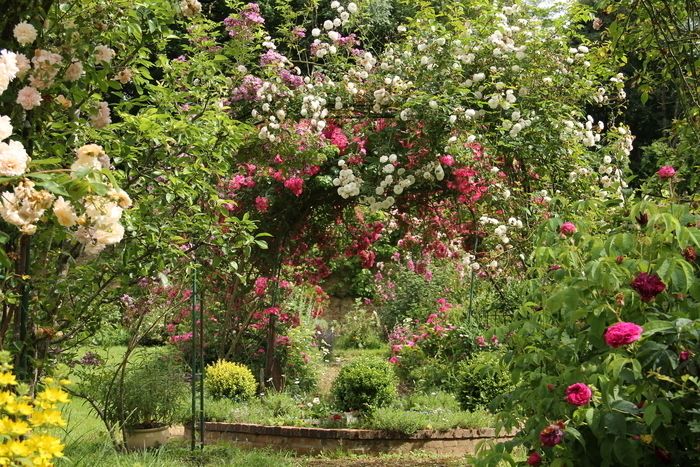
<box><xmin>475</xmin><ymin>195</ymin><xmax>700</xmax><ymax>466</ymax></box>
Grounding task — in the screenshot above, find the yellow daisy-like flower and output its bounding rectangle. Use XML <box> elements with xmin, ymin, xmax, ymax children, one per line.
<box><xmin>0</xmin><ymin>439</ymin><xmax>31</xmax><ymax>457</ymax></box>
<box><xmin>36</xmin><ymin>387</ymin><xmax>69</xmax><ymax>404</ymax></box>
<box><xmin>0</xmin><ymin>372</ymin><xmax>17</xmax><ymax>386</ymax></box>
<box><xmin>5</xmin><ymin>400</ymin><xmax>34</xmax><ymax>416</ymax></box>
<box><xmin>0</xmin><ymin>390</ymin><xmax>15</xmax><ymax>406</ymax></box>
<box><xmin>24</xmin><ymin>434</ymin><xmax>64</xmax><ymax>457</ymax></box>
<box><xmin>30</xmin><ymin>409</ymin><xmax>66</xmax><ymax>427</ymax></box>
<box><xmin>0</xmin><ymin>417</ymin><xmax>31</xmax><ymax>436</ymax></box>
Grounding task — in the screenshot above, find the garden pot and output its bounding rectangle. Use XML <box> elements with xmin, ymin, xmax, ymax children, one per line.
<box><xmin>124</xmin><ymin>425</ymin><xmax>170</xmax><ymax>450</ymax></box>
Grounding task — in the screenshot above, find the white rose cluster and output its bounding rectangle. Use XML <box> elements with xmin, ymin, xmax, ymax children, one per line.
<box><xmin>13</xmin><ymin>22</ymin><xmax>38</xmax><ymax>46</ymax></box>
<box><xmin>0</xmin><ymin>54</ymin><xmax>30</xmax><ymax>178</ymax></box>
<box><xmin>0</xmin><ymin>179</ymin><xmax>54</xmax><ymax>234</ymax></box>
<box><xmin>0</xmin><ymin>50</ymin><xmax>20</xmax><ymax>94</ymax></box>
<box><xmin>90</xmin><ymin>101</ymin><xmax>111</xmax><ymax>128</ymax></box>
<box><xmin>180</xmin><ymin>0</ymin><xmax>202</xmax><ymax>17</ymax></box>
<box><xmin>333</xmin><ymin>160</ymin><xmax>362</xmax><ymax>198</ymax></box>
<box><xmin>560</xmin><ymin>115</ymin><xmax>603</xmax><ymax>147</ymax></box>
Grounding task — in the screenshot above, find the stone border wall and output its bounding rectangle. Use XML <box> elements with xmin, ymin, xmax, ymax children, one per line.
<box><xmin>185</xmin><ymin>422</ymin><xmax>514</xmax><ymax>455</ymax></box>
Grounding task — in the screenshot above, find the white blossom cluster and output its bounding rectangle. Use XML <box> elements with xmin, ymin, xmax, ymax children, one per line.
<box><xmin>0</xmin><ymin>180</ymin><xmax>54</xmax><ymax>235</ymax></box>
<box><xmin>560</xmin><ymin>115</ymin><xmax>604</xmax><ymax>147</ymax></box>
<box><xmin>0</xmin><ymin>51</ymin><xmax>29</xmax><ymax>178</ymax></box>
<box><xmin>180</xmin><ymin>0</ymin><xmax>202</xmax><ymax>17</ymax></box>
<box><xmin>333</xmin><ymin>160</ymin><xmax>362</xmax><ymax>198</ymax></box>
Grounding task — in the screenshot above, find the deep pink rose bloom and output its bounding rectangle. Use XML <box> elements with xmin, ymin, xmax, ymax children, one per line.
<box><xmin>539</xmin><ymin>421</ymin><xmax>565</xmax><ymax>447</ymax></box>
<box><xmin>559</xmin><ymin>222</ymin><xmax>577</xmax><ymax>236</ymax></box>
<box><xmin>604</xmin><ymin>322</ymin><xmax>643</xmax><ymax>348</ymax></box>
<box><xmin>657</xmin><ymin>165</ymin><xmax>676</xmax><ymax>179</ymax></box>
<box><xmin>679</xmin><ymin>350</ymin><xmax>690</xmax><ymax>361</ymax></box>
<box><xmin>284</xmin><ymin>176</ymin><xmax>304</xmax><ymax>197</ymax></box>
<box><xmin>439</xmin><ymin>155</ymin><xmax>454</xmax><ymax>166</ymax></box>
<box><xmin>565</xmin><ymin>383</ymin><xmax>592</xmax><ymax>406</ymax></box>
<box><xmin>475</xmin><ymin>336</ymin><xmax>486</xmax><ymax>347</ymax></box>
<box><xmin>254</xmin><ymin>196</ymin><xmax>269</xmax><ymax>213</ymax></box>
<box><xmin>631</xmin><ymin>272</ymin><xmax>666</xmax><ymax>302</ymax></box>
<box><xmin>526</xmin><ymin>451</ymin><xmax>542</xmax><ymax>466</ymax></box>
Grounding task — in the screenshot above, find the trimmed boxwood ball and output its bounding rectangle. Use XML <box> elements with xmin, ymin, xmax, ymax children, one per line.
<box><xmin>204</xmin><ymin>360</ymin><xmax>257</xmax><ymax>401</ymax></box>
<box><xmin>456</xmin><ymin>351</ymin><xmax>513</xmax><ymax>411</ymax></box>
<box><xmin>332</xmin><ymin>356</ymin><xmax>398</xmax><ymax>412</ymax></box>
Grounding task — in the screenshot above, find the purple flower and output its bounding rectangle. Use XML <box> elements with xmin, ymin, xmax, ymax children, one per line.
<box><xmin>279</xmin><ymin>69</ymin><xmax>304</xmax><ymax>88</ymax></box>
<box><xmin>231</xmin><ymin>75</ymin><xmax>264</xmax><ymax>101</ymax></box>
<box><xmin>260</xmin><ymin>49</ymin><xmax>285</xmax><ymax>66</ymax></box>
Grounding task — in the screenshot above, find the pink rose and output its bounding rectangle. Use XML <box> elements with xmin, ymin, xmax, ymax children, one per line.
<box><xmin>475</xmin><ymin>336</ymin><xmax>486</xmax><ymax>347</ymax></box>
<box><xmin>679</xmin><ymin>350</ymin><xmax>690</xmax><ymax>362</ymax></box>
<box><xmin>559</xmin><ymin>222</ymin><xmax>577</xmax><ymax>236</ymax></box>
<box><xmin>255</xmin><ymin>196</ymin><xmax>269</xmax><ymax>213</ymax></box>
<box><xmin>657</xmin><ymin>165</ymin><xmax>676</xmax><ymax>179</ymax></box>
<box><xmin>565</xmin><ymin>383</ymin><xmax>592</xmax><ymax>406</ymax></box>
<box><xmin>284</xmin><ymin>176</ymin><xmax>304</xmax><ymax>197</ymax></box>
<box><xmin>604</xmin><ymin>322</ymin><xmax>643</xmax><ymax>348</ymax></box>
<box><xmin>439</xmin><ymin>155</ymin><xmax>454</xmax><ymax>166</ymax></box>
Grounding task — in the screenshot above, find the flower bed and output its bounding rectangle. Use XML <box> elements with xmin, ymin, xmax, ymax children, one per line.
<box><xmin>184</xmin><ymin>422</ymin><xmax>514</xmax><ymax>455</ymax></box>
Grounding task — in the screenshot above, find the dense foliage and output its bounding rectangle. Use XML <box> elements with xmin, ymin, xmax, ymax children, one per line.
<box><xmin>331</xmin><ymin>356</ymin><xmax>397</xmax><ymax>412</ymax></box>
<box><xmin>204</xmin><ymin>360</ymin><xmax>257</xmax><ymax>401</ymax></box>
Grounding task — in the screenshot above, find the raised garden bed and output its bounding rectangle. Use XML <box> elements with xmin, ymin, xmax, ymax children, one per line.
<box><xmin>185</xmin><ymin>422</ymin><xmax>514</xmax><ymax>455</ymax></box>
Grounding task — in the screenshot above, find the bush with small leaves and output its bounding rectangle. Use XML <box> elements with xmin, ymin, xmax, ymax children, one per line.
<box><xmin>456</xmin><ymin>351</ymin><xmax>514</xmax><ymax>411</ymax></box>
<box><xmin>332</xmin><ymin>357</ymin><xmax>397</xmax><ymax>412</ymax></box>
<box><xmin>204</xmin><ymin>360</ymin><xmax>257</xmax><ymax>401</ymax></box>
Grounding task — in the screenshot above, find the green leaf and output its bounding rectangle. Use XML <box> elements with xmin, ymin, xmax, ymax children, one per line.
<box><xmin>611</xmin><ymin>399</ymin><xmax>640</xmax><ymax>414</ymax></box>
<box><xmin>643</xmin><ymin>320</ymin><xmax>674</xmax><ymax>336</ymax></box>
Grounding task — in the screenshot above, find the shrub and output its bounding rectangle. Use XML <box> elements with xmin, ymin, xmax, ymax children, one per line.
<box><xmin>204</xmin><ymin>360</ymin><xmax>257</xmax><ymax>401</ymax></box>
<box><xmin>121</xmin><ymin>347</ymin><xmax>188</xmax><ymax>428</ymax></box>
<box><xmin>476</xmin><ymin>200</ymin><xmax>700</xmax><ymax>466</ymax></box>
<box><xmin>331</xmin><ymin>357</ymin><xmax>397</xmax><ymax>412</ymax></box>
<box><xmin>456</xmin><ymin>351</ymin><xmax>513</xmax><ymax>411</ymax></box>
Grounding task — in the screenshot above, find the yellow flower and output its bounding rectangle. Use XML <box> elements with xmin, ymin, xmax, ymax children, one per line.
<box><xmin>0</xmin><ymin>373</ymin><xmax>17</xmax><ymax>386</ymax></box>
<box><xmin>36</xmin><ymin>387</ymin><xmax>69</xmax><ymax>404</ymax></box>
<box><xmin>0</xmin><ymin>439</ymin><xmax>31</xmax><ymax>457</ymax></box>
<box><xmin>24</xmin><ymin>434</ymin><xmax>64</xmax><ymax>458</ymax></box>
<box><xmin>640</xmin><ymin>434</ymin><xmax>653</xmax><ymax>444</ymax></box>
<box><xmin>0</xmin><ymin>416</ymin><xmax>31</xmax><ymax>436</ymax></box>
<box><xmin>5</xmin><ymin>400</ymin><xmax>34</xmax><ymax>416</ymax></box>
<box><xmin>30</xmin><ymin>409</ymin><xmax>66</xmax><ymax>427</ymax></box>
<box><xmin>0</xmin><ymin>391</ymin><xmax>15</xmax><ymax>406</ymax></box>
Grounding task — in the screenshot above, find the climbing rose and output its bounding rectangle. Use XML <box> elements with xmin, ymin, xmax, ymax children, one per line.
<box><xmin>284</xmin><ymin>176</ymin><xmax>303</xmax><ymax>197</ymax></box>
<box><xmin>559</xmin><ymin>221</ymin><xmax>577</xmax><ymax>236</ymax></box>
<box><xmin>656</xmin><ymin>165</ymin><xmax>676</xmax><ymax>179</ymax></box>
<box><xmin>539</xmin><ymin>421</ymin><xmax>565</xmax><ymax>447</ymax></box>
<box><xmin>526</xmin><ymin>451</ymin><xmax>542</xmax><ymax>466</ymax></box>
<box><xmin>254</xmin><ymin>196</ymin><xmax>269</xmax><ymax>213</ymax></box>
<box><xmin>604</xmin><ymin>322</ymin><xmax>643</xmax><ymax>348</ymax></box>
<box><xmin>565</xmin><ymin>383</ymin><xmax>592</xmax><ymax>406</ymax></box>
<box><xmin>254</xmin><ymin>277</ymin><xmax>268</xmax><ymax>296</ymax></box>
<box><xmin>631</xmin><ymin>272</ymin><xmax>666</xmax><ymax>302</ymax></box>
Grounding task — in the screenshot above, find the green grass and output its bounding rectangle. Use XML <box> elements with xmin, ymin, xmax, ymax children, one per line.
<box><xmin>55</xmin><ymin>395</ymin><xmax>298</xmax><ymax>466</ymax></box>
